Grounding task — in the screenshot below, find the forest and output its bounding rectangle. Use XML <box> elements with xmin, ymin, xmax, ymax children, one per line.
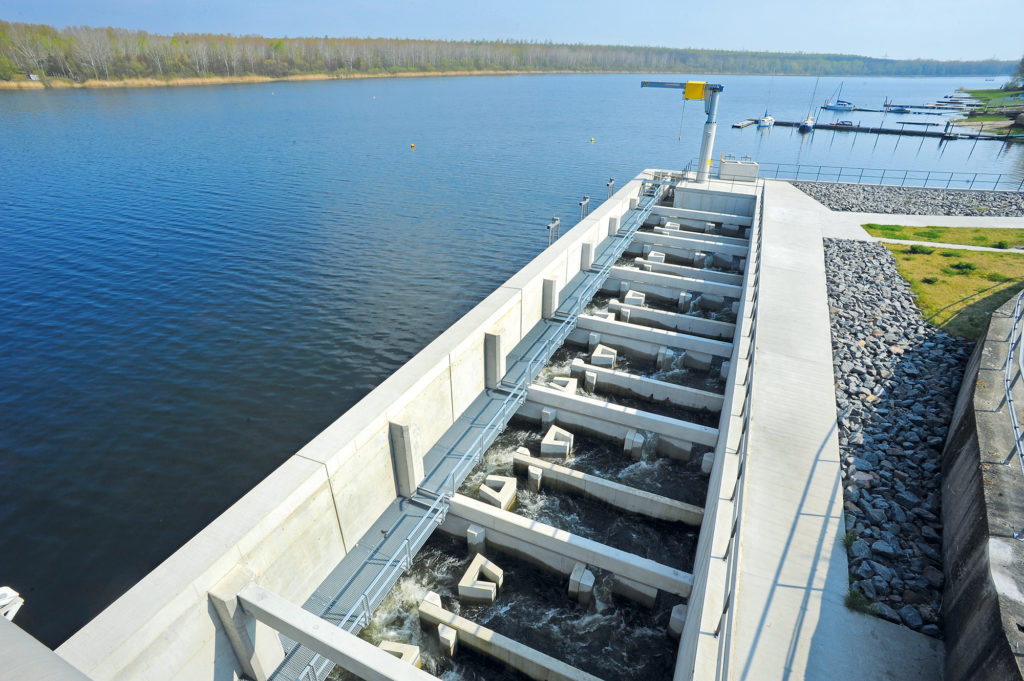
<box><xmin>0</xmin><ymin>20</ymin><xmax>1015</xmax><ymax>83</ymax></box>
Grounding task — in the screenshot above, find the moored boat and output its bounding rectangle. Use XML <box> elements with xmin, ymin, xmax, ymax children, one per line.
<box><xmin>757</xmin><ymin>110</ymin><xmax>774</xmax><ymax>128</ymax></box>
<box><xmin>798</xmin><ymin>114</ymin><xmax>815</xmax><ymax>133</ymax></box>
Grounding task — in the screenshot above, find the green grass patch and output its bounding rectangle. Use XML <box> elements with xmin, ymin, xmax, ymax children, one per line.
<box><xmin>962</xmin><ymin>88</ymin><xmax>1024</xmax><ymax>104</ymax></box>
<box><xmin>845</xmin><ymin>587</ymin><xmax>876</xmax><ymax>614</ymax></box>
<box><xmin>909</xmin><ymin>244</ymin><xmax>935</xmax><ymax>255</ymax></box>
<box><xmin>863</xmin><ymin>223</ymin><xmax>1024</xmax><ymax>249</ymax></box>
<box><xmin>881</xmin><ymin>243</ymin><xmax>1024</xmax><ymax>338</ymax></box>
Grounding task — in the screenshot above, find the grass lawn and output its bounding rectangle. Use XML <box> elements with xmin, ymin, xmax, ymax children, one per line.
<box><xmin>881</xmin><ymin>243</ymin><xmax>1024</xmax><ymax>338</ymax></box>
<box><xmin>864</xmin><ymin>224</ymin><xmax>1024</xmax><ymax>249</ymax></box>
<box><xmin>962</xmin><ymin>87</ymin><xmax>1024</xmax><ymax>104</ymax></box>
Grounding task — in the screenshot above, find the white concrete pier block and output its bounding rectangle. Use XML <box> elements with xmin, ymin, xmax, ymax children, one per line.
<box><xmin>542</xmin><ymin>277</ymin><xmax>559</xmax><ymax>319</ymax></box>
<box><xmin>540</xmin><ymin>425</ymin><xmax>574</xmax><ymax>458</ymax></box>
<box><xmin>583</xmin><ymin>370</ymin><xmax>597</xmax><ymax>393</ymax></box>
<box><xmin>484</xmin><ymin>331</ymin><xmax>505</xmax><ymax>390</ymax></box>
<box><xmin>389</xmin><ymin>420</ymin><xmax>424</xmax><ymax>498</ymax></box>
<box><xmin>647</xmin><ymin>250</ymin><xmax>666</xmax><ymax>264</ymax></box>
<box><xmin>629</xmin><ymin>198</ymin><xmax>638</xmax><ymax>210</ymax></box>
<box><xmin>540</xmin><ymin>407</ymin><xmax>557</xmax><ymax>430</ymax></box>
<box><xmin>701</xmin><ymin>452</ymin><xmax>715</xmax><ymax>475</ymax></box>
<box><xmin>683</xmin><ymin>351</ymin><xmax>713</xmax><ymax>372</ymax></box>
<box><xmin>527</xmin><ymin>465</ymin><xmax>543</xmax><ymax>492</ymax></box>
<box><xmin>478</xmin><ymin>475</ymin><xmax>516</xmax><ymax>511</ymax></box>
<box><xmin>656</xmin><ymin>346</ymin><xmax>676</xmax><ymax>372</ymax></box>
<box><xmin>608</xmin><ymin>215</ymin><xmax>620</xmax><ymax>237</ymax></box>
<box><xmin>590</xmin><ymin>344</ymin><xmax>617</xmax><ymax>369</ymax></box>
<box><xmin>587</xmin><ymin>332</ymin><xmax>601</xmax><ymax>352</ymax></box>
<box><xmin>378</xmin><ymin>641</ymin><xmax>423</xmax><ymax>668</ymax></box>
<box><xmin>550</xmin><ymin>376</ymin><xmax>578</xmax><ymax>394</ymax></box>
<box><xmin>677</xmin><ymin>291</ymin><xmax>694</xmax><ymax>312</ymax></box>
<box><xmin>438</xmin><ymin>624</ymin><xmax>458</xmax><ymax>656</ymax></box>
<box><xmin>467</xmin><ymin>524</ymin><xmax>487</xmax><ymax>556</ymax></box>
<box><xmin>458</xmin><ymin>554</ymin><xmax>504</xmax><ymax>604</ymax></box>
<box><xmin>568</xmin><ymin>563</ymin><xmax>596</xmax><ymax>606</ymax></box>
<box><xmin>622</xmin><ymin>291</ymin><xmax>645</xmax><ymax>307</ymax></box>
<box><xmin>581</xmin><ymin>242</ymin><xmax>595</xmax><ymax>271</ymax></box>
<box><xmin>613</xmin><ymin>575</ymin><xmax>658</xmax><ymax>609</ymax></box>
<box><xmin>623</xmin><ymin>428</ymin><xmax>646</xmax><ymax>461</ymax></box>
<box><xmin>668</xmin><ymin>604</ymin><xmax>688</xmax><ymax>639</ymax></box>
<box><xmin>719</xmin><ymin>360</ymin><xmax>732</xmax><ymax>380</ymax></box>
<box><xmin>662</xmin><ymin>221</ymin><xmax>680</xmax><ymax>231</ymax></box>
<box><xmin>618</xmin><ymin>308</ymin><xmax>632</xmax><ymax>324</ymax></box>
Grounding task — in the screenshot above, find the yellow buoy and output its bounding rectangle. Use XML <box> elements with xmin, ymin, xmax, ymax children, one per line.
<box><xmin>590</xmin><ymin>137</ymin><xmax>595</xmax><ymax>143</ymax></box>
<box><xmin>410</xmin><ymin>143</ymin><xmax>415</xmax><ymax>149</ymax></box>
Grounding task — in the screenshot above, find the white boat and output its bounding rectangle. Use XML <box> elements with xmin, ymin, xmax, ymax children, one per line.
<box><xmin>798</xmin><ymin>114</ymin><xmax>815</xmax><ymax>133</ymax></box>
<box><xmin>757</xmin><ymin>110</ymin><xmax>774</xmax><ymax>128</ymax></box>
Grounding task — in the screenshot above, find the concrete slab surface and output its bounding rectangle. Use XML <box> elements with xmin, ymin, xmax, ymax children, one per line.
<box><xmin>722</xmin><ymin>180</ymin><xmax>944</xmax><ymax>681</ymax></box>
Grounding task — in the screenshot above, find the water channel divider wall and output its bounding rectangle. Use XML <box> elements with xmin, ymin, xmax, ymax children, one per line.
<box><xmin>54</xmin><ymin>172</ymin><xmax>676</xmax><ymax>681</ymax></box>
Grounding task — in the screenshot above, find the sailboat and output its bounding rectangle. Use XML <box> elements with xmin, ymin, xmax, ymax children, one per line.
<box><xmin>799</xmin><ymin>78</ymin><xmax>819</xmax><ymax>133</ymax></box>
<box><xmin>823</xmin><ymin>82</ymin><xmax>855</xmax><ymax>111</ymax></box>
<box><xmin>757</xmin><ymin>109</ymin><xmax>774</xmax><ymax>128</ymax></box>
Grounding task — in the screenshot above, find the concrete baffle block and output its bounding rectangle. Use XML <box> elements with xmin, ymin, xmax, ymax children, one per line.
<box><xmin>377</xmin><ymin>641</ymin><xmax>423</xmax><ymax>668</ymax></box>
<box><xmin>618</xmin><ymin>308</ymin><xmax>631</xmax><ymax>324</ymax></box>
<box><xmin>540</xmin><ymin>407</ymin><xmax>557</xmax><ymax>430</ymax></box>
<box><xmin>613</xmin><ymin>574</ymin><xmax>658</xmax><ymax>609</ymax></box>
<box><xmin>466</xmin><ymin>524</ymin><xmax>486</xmax><ymax>556</ymax></box>
<box><xmin>692</xmin><ymin>251</ymin><xmax>709</xmax><ymax>267</ymax></box>
<box><xmin>660</xmin><ymin>438</ymin><xmax>692</xmax><ymax>461</ymax></box>
<box><xmin>484</xmin><ymin>331</ymin><xmax>505</xmax><ymax>390</ymax></box>
<box><xmin>683</xmin><ymin>351</ymin><xmax>713</xmax><ymax>372</ymax></box>
<box><xmin>541</xmin><ymin>425</ymin><xmax>574</xmax><ymax>458</ymax></box>
<box><xmin>587</xmin><ymin>332</ymin><xmax>602</xmax><ymax>352</ymax></box>
<box><xmin>663</xmin><ymin>221</ymin><xmax>680</xmax><ymax>231</ymax></box>
<box><xmin>656</xmin><ymin>346</ymin><xmax>678</xmax><ymax>372</ymax></box>
<box><xmin>438</xmin><ymin>624</ymin><xmax>458</xmax><ymax>656</ymax></box>
<box><xmin>583</xmin><ymin>370</ymin><xmax>598</xmax><ymax>393</ymax></box>
<box><xmin>703</xmin><ymin>222</ymin><xmax>717</xmax><ymax>233</ymax></box>
<box><xmin>734</xmin><ymin>256</ymin><xmax>747</xmax><ymax>271</ymax></box>
<box><xmin>623</xmin><ymin>428</ymin><xmax>646</xmax><ymax>460</ymax></box>
<box><xmin>699</xmin><ymin>293</ymin><xmax>726</xmax><ymax>310</ymax></box>
<box><xmin>608</xmin><ymin>215</ymin><xmax>620</xmax><ymax>237</ymax></box>
<box><xmin>701</xmin><ymin>452</ymin><xmax>715</xmax><ymax>475</ymax></box>
<box><xmin>668</xmin><ymin>604</ymin><xmax>688</xmax><ymax>639</ymax></box>
<box><xmin>618</xmin><ymin>280</ymin><xmax>631</xmax><ymax>296</ymax></box>
<box><xmin>590</xmin><ymin>344</ymin><xmax>617</xmax><ymax>369</ymax></box>
<box><xmin>677</xmin><ymin>291</ymin><xmax>694</xmax><ymax>312</ymax></box>
<box><xmin>542</xmin><ymin>277</ymin><xmax>559</xmax><ymax>319</ymax></box>
<box><xmin>623</xmin><ymin>291</ymin><xmax>645</xmax><ymax>307</ymax></box>
<box><xmin>647</xmin><ymin>250</ymin><xmax>666</xmax><ymax>264</ymax></box>
<box><xmin>719</xmin><ymin>360</ymin><xmax>732</xmax><ymax>380</ymax></box>
<box><xmin>636</xmin><ymin>257</ymin><xmax>652</xmax><ymax>272</ymax></box>
<box><xmin>389</xmin><ymin>420</ymin><xmax>423</xmax><ymax>498</ymax></box>
<box><xmin>458</xmin><ymin>553</ymin><xmax>504</xmax><ymax>604</ymax></box>
<box><xmin>527</xmin><ymin>465</ymin><xmax>543</xmax><ymax>492</ymax></box>
<box><xmin>568</xmin><ymin>562</ymin><xmax>596</xmax><ymax>606</ymax></box>
<box><xmin>478</xmin><ymin>475</ymin><xmax>516</xmax><ymax>511</ymax></box>
<box><xmin>550</xmin><ymin>376</ymin><xmax>579</xmax><ymax>394</ymax></box>
<box><xmin>730</xmin><ymin>301</ymin><xmax>741</xmax><ymax>316</ymax></box>
<box><xmin>711</xmin><ymin>253</ymin><xmax>733</xmax><ymax>270</ymax></box>
<box><xmin>721</xmin><ymin>223</ymin><xmax>742</xmax><ymax>237</ymax></box>
<box><xmin>581</xmin><ymin>242</ymin><xmax>595</xmax><ymax>271</ymax></box>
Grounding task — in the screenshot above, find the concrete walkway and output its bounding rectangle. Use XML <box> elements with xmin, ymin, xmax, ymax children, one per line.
<box><xmin>723</xmin><ymin>180</ymin><xmax>944</xmax><ymax>681</ymax></box>
<box><xmin>768</xmin><ymin>180</ymin><xmax>1024</xmax><ymax>243</ymax></box>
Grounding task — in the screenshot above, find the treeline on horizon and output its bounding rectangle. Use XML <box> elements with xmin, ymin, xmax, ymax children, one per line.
<box><xmin>0</xmin><ymin>20</ymin><xmax>1014</xmax><ymax>82</ymax></box>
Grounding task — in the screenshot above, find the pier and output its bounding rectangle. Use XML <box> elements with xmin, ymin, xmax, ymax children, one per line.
<box><xmin>772</xmin><ymin>120</ymin><xmax>1005</xmax><ymax>140</ymax></box>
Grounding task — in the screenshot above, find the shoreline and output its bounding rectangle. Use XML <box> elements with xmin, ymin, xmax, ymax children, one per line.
<box><xmin>0</xmin><ymin>70</ymin><xmax>603</xmax><ymax>91</ymax></box>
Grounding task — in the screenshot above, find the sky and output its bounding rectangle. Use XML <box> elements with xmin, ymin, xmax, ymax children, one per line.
<box><xmin>0</xmin><ymin>0</ymin><xmax>1020</xmax><ymax>62</ymax></box>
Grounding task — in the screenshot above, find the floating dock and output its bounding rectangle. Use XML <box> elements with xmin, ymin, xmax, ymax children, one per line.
<box><xmin>772</xmin><ymin>120</ymin><xmax>1004</xmax><ymax>141</ymax></box>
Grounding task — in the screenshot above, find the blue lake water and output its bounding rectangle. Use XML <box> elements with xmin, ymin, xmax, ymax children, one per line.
<box><xmin>1</xmin><ymin>73</ymin><xmax>1020</xmax><ymax>646</ymax></box>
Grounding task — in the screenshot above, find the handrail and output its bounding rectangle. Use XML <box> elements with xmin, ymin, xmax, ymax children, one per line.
<box><xmin>687</xmin><ymin>158</ymin><xmax>1024</xmax><ymax>192</ymax></box>
<box><xmin>1003</xmin><ymin>289</ymin><xmax>1024</xmax><ymax>532</ymax></box>
<box><xmin>294</xmin><ymin>182</ymin><xmax>665</xmax><ymax>681</ymax></box>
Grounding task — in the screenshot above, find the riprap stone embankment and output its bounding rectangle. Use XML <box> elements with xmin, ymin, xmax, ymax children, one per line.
<box><xmin>795</xmin><ymin>182</ymin><xmax>1024</xmax><ymax>217</ymax></box>
<box><xmin>824</xmin><ymin>239</ymin><xmax>971</xmax><ymax>635</ymax></box>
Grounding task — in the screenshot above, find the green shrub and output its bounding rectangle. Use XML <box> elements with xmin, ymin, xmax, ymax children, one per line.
<box><xmin>922</xmin><ymin>277</ymin><xmax>939</xmax><ymax>284</ymax></box>
<box><xmin>909</xmin><ymin>245</ymin><xmax>935</xmax><ymax>255</ymax></box>
<box><xmin>950</xmin><ymin>261</ymin><xmax>977</xmax><ymax>273</ymax></box>
<box><xmin>986</xmin><ymin>272</ymin><xmax>1013</xmax><ymax>283</ymax></box>
<box><xmin>995</xmin><ymin>240</ymin><xmax>1009</xmax><ymax>249</ymax></box>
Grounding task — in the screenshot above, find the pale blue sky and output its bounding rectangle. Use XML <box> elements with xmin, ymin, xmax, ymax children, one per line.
<box><xmin>0</xmin><ymin>0</ymin><xmax>1019</xmax><ymax>61</ymax></box>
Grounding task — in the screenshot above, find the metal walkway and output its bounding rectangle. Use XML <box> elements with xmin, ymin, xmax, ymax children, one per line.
<box><xmin>270</xmin><ymin>181</ymin><xmax>666</xmax><ymax>681</ymax></box>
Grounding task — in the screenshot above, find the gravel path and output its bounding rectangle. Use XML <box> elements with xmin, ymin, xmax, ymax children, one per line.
<box><xmin>794</xmin><ymin>182</ymin><xmax>1024</xmax><ymax>216</ymax></box>
<box><xmin>825</xmin><ymin>239</ymin><xmax>972</xmax><ymax>636</ymax></box>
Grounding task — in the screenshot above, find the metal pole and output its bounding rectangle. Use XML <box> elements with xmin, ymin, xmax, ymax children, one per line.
<box><xmin>696</xmin><ymin>86</ymin><xmax>723</xmax><ymax>183</ymax></box>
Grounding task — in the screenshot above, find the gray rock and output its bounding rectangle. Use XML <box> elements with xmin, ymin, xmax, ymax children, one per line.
<box><xmin>898</xmin><ymin>605</ymin><xmax>923</xmax><ymax>629</ymax></box>
<box><xmin>923</xmin><ymin>565</ymin><xmax>944</xmax><ymax>588</ymax></box>
<box><xmin>872</xmin><ymin>540</ymin><xmax>898</xmax><ymax>560</ymax></box>
<box><xmin>850</xmin><ymin>539</ymin><xmax>871</xmax><ymax>560</ymax></box>
<box><xmin>874</xmin><ymin>602</ymin><xmax>902</xmax><ymax>623</ymax></box>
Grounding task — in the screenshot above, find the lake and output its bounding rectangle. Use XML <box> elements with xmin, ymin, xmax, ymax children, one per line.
<box><xmin>1</xmin><ymin>72</ymin><xmax>1020</xmax><ymax>646</ymax></box>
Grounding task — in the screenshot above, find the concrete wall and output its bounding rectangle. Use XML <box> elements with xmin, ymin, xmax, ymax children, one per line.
<box><xmin>56</xmin><ymin>173</ymin><xmax>654</xmax><ymax>681</ymax></box>
<box><xmin>941</xmin><ymin>296</ymin><xmax>1024</xmax><ymax>681</ymax></box>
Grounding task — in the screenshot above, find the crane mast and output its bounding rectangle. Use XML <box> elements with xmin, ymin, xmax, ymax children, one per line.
<box><xmin>641</xmin><ymin>80</ymin><xmax>724</xmax><ymax>183</ymax></box>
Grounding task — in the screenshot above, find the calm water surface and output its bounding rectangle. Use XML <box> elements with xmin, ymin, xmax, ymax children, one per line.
<box><xmin>1</xmin><ymin>73</ymin><xmax>1020</xmax><ymax>646</ymax></box>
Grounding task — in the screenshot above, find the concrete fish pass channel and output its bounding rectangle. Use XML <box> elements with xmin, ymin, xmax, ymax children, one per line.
<box><xmin>46</xmin><ymin>170</ymin><xmax>763</xmax><ymax>681</ymax></box>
